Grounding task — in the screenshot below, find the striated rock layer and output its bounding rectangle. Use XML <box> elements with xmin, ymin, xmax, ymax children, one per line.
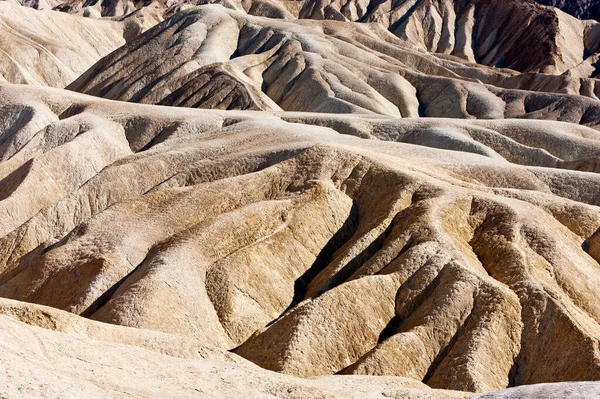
<box><xmin>40</xmin><ymin>0</ymin><xmax>600</xmax><ymax>78</ymax></box>
<box><xmin>474</xmin><ymin>382</ymin><xmax>600</xmax><ymax>398</ymax></box>
<box><xmin>295</xmin><ymin>0</ymin><xmax>600</xmax><ymax>75</ymax></box>
<box><xmin>2</xmin><ymin>83</ymin><xmax>600</xmax><ymax>395</ymax></box>
<box><xmin>67</xmin><ymin>5</ymin><xmax>600</xmax><ymax>127</ymax></box>
<box><xmin>535</xmin><ymin>0</ymin><xmax>600</xmax><ymax>21</ymax></box>
<box><xmin>0</xmin><ymin>297</ymin><xmax>469</xmax><ymax>398</ymax></box>
<box><xmin>0</xmin><ymin>2</ymin><xmax>131</xmax><ymax>87</ymax></box>
<box><xmin>3</xmin><ymin>0</ymin><xmax>600</xmax><ymax>396</ymax></box>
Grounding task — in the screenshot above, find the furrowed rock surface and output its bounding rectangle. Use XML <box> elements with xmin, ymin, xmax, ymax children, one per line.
<box><xmin>44</xmin><ymin>0</ymin><xmax>600</xmax><ymax>78</ymax></box>
<box><xmin>534</xmin><ymin>0</ymin><xmax>600</xmax><ymax>21</ymax></box>
<box><xmin>53</xmin><ymin>0</ymin><xmax>159</xmax><ymax>16</ymax></box>
<box><xmin>0</xmin><ymin>2</ymin><xmax>128</xmax><ymax>87</ymax></box>
<box><xmin>2</xmin><ymin>83</ymin><xmax>600</xmax><ymax>395</ymax></box>
<box><xmin>66</xmin><ymin>5</ymin><xmax>600</xmax><ymax>127</ymax></box>
<box><xmin>3</xmin><ymin>0</ymin><xmax>600</xmax><ymax>397</ymax></box>
<box><xmin>5</xmin><ymin>0</ymin><xmax>59</xmax><ymax>9</ymax></box>
<box><xmin>294</xmin><ymin>0</ymin><xmax>600</xmax><ymax>75</ymax></box>
<box><xmin>474</xmin><ymin>382</ymin><xmax>600</xmax><ymax>398</ymax></box>
<box><xmin>0</xmin><ymin>298</ymin><xmax>470</xmax><ymax>398</ymax></box>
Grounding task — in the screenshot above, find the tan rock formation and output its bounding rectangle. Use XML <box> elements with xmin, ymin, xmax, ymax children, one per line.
<box><xmin>297</xmin><ymin>0</ymin><xmax>600</xmax><ymax>74</ymax></box>
<box><xmin>2</xmin><ymin>0</ymin><xmax>600</xmax><ymax>396</ymax></box>
<box><xmin>42</xmin><ymin>0</ymin><xmax>600</xmax><ymax>79</ymax></box>
<box><xmin>4</xmin><ymin>0</ymin><xmax>60</xmax><ymax>10</ymax></box>
<box><xmin>2</xmin><ymin>83</ymin><xmax>600</xmax><ymax>395</ymax></box>
<box><xmin>0</xmin><ymin>297</ymin><xmax>470</xmax><ymax>398</ymax></box>
<box><xmin>0</xmin><ymin>3</ymin><xmax>131</xmax><ymax>87</ymax></box>
<box><xmin>474</xmin><ymin>382</ymin><xmax>600</xmax><ymax>398</ymax></box>
<box><xmin>66</xmin><ymin>5</ymin><xmax>600</xmax><ymax>127</ymax></box>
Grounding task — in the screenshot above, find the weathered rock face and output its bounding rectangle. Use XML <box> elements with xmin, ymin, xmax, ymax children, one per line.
<box><xmin>0</xmin><ymin>2</ymin><xmax>127</xmax><ymax>86</ymax></box>
<box><xmin>3</xmin><ymin>0</ymin><xmax>600</xmax><ymax>397</ymax></box>
<box><xmin>39</xmin><ymin>0</ymin><xmax>600</xmax><ymax>77</ymax></box>
<box><xmin>474</xmin><ymin>382</ymin><xmax>600</xmax><ymax>398</ymax></box>
<box><xmin>66</xmin><ymin>5</ymin><xmax>600</xmax><ymax>126</ymax></box>
<box><xmin>0</xmin><ymin>298</ymin><xmax>471</xmax><ymax>399</ymax></box>
<box><xmin>4</xmin><ymin>0</ymin><xmax>59</xmax><ymax>10</ymax></box>
<box><xmin>3</xmin><ymin>83</ymin><xmax>600</xmax><ymax>395</ymax></box>
<box><xmin>535</xmin><ymin>0</ymin><xmax>600</xmax><ymax>21</ymax></box>
<box><xmin>54</xmin><ymin>0</ymin><xmax>155</xmax><ymax>16</ymax></box>
<box><xmin>296</xmin><ymin>0</ymin><xmax>600</xmax><ymax>75</ymax></box>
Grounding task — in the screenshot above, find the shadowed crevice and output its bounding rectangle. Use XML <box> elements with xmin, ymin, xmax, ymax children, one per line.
<box><xmin>264</xmin><ymin>200</ymin><xmax>359</xmax><ymax>327</ymax></box>
<box><xmin>80</xmin><ymin>253</ymin><xmax>151</xmax><ymax>318</ymax></box>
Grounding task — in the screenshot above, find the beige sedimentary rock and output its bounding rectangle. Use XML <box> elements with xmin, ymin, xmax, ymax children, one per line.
<box><xmin>67</xmin><ymin>5</ymin><xmax>600</xmax><ymax>127</ymax></box>
<box><xmin>0</xmin><ymin>298</ymin><xmax>470</xmax><ymax>398</ymax></box>
<box><xmin>1</xmin><ymin>83</ymin><xmax>600</xmax><ymax>395</ymax></box>
<box><xmin>312</xmin><ymin>0</ymin><xmax>600</xmax><ymax>74</ymax></box>
<box><xmin>474</xmin><ymin>382</ymin><xmax>600</xmax><ymax>398</ymax></box>
<box><xmin>0</xmin><ymin>2</ymin><xmax>130</xmax><ymax>87</ymax></box>
<box><xmin>2</xmin><ymin>1</ymin><xmax>600</xmax><ymax>396</ymax></box>
<box><xmin>4</xmin><ymin>0</ymin><xmax>59</xmax><ymax>9</ymax></box>
<box><xmin>46</xmin><ymin>0</ymin><xmax>600</xmax><ymax>78</ymax></box>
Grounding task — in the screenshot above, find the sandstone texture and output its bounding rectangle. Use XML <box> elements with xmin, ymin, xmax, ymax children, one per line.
<box><xmin>2</xmin><ymin>0</ymin><xmax>600</xmax><ymax>397</ymax></box>
<box><xmin>0</xmin><ymin>298</ymin><xmax>473</xmax><ymax>398</ymax></box>
<box><xmin>4</xmin><ymin>0</ymin><xmax>59</xmax><ymax>10</ymax></box>
<box><xmin>293</xmin><ymin>0</ymin><xmax>600</xmax><ymax>75</ymax></box>
<box><xmin>0</xmin><ymin>2</ymin><xmax>128</xmax><ymax>86</ymax></box>
<box><xmin>17</xmin><ymin>0</ymin><xmax>600</xmax><ymax>78</ymax></box>
<box><xmin>474</xmin><ymin>382</ymin><xmax>600</xmax><ymax>398</ymax></box>
<box><xmin>535</xmin><ymin>0</ymin><xmax>600</xmax><ymax>20</ymax></box>
<box><xmin>66</xmin><ymin>5</ymin><xmax>600</xmax><ymax>128</ymax></box>
<box><xmin>33</xmin><ymin>0</ymin><xmax>600</xmax><ymax>76</ymax></box>
<box><xmin>1</xmin><ymin>81</ymin><xmax>600</xmax><ymax>395</ymax></box>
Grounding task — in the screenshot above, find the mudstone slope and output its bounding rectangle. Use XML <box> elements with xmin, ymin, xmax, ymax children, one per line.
<box><xmin>0</xmin><ymin>2</ymin><xmax>128</xmax><ymax>86</ymax></box>
<box><xmin>535</xmin><ymin>0</ymin><xmax>600</xmax><ymax>20</ymax></box>
<box><xmin>1</xmin><ymin>0</ymin><xmax>600</xmax><ymax>398</ymax></box>
<box><xmin>23</xmin><ymin>0</ymin><xmax>600</xmax><ymax>75</ymax></box>
<box><xmin>67</xmin><ymin>5</ymin><xmax>600</xmax><ymax>129</ymax></box>
<box><xmin>2</xmin><ymin>78</ymin><xmax>600</xmax><ymax>395</ymax></box>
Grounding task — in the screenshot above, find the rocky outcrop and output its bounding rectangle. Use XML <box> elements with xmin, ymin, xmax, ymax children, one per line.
<box><xmin>297</xmin><ymin>0</ymin><xmax>600</xmax><ymax>74</ymax></box>
<box><xmin>474</xmin><ymin>382</ymin><xmax>600</xmax><ymax>398</ymax></box>
<box><xmin>535</xmin><ymin>0</ymin><xmax>600</xmax><ymax>21</ymax></box>
<box><xmin>41</xmin><ymin>0</ymin><xmax>600</xmax><ymax>77</ymax></box>
<box><xmin>4</xmin><ymin>0</ymin><xmax>59</xmax><ymax>10</ymax></box>
<box><xmin>3</xmin><ymin>0</ymin><xmax>600</xmax><ymax>397</ymax></box>
<box><xmin>0</xmin><ymin>298</ymin><xmax>469</xmax><ymax>398</ymax></box>
<box><xmin>3</xmin><ymin>83</ymin><xmax>600</xmax><ymax>394</ymax></box>
<box><xmin>0</xmin><ymin>2</ymin><xmax>127</xmax><ymax>86</ymax></box>
<box><xmin>66</xmin><ymin>5</ymin><xmax>600</xmax><ymax>127</ymax></box>
<box><xmin>54</xmin><ymin>0</ymin><xmax>155</xmax><ymax>16</ymax></box>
